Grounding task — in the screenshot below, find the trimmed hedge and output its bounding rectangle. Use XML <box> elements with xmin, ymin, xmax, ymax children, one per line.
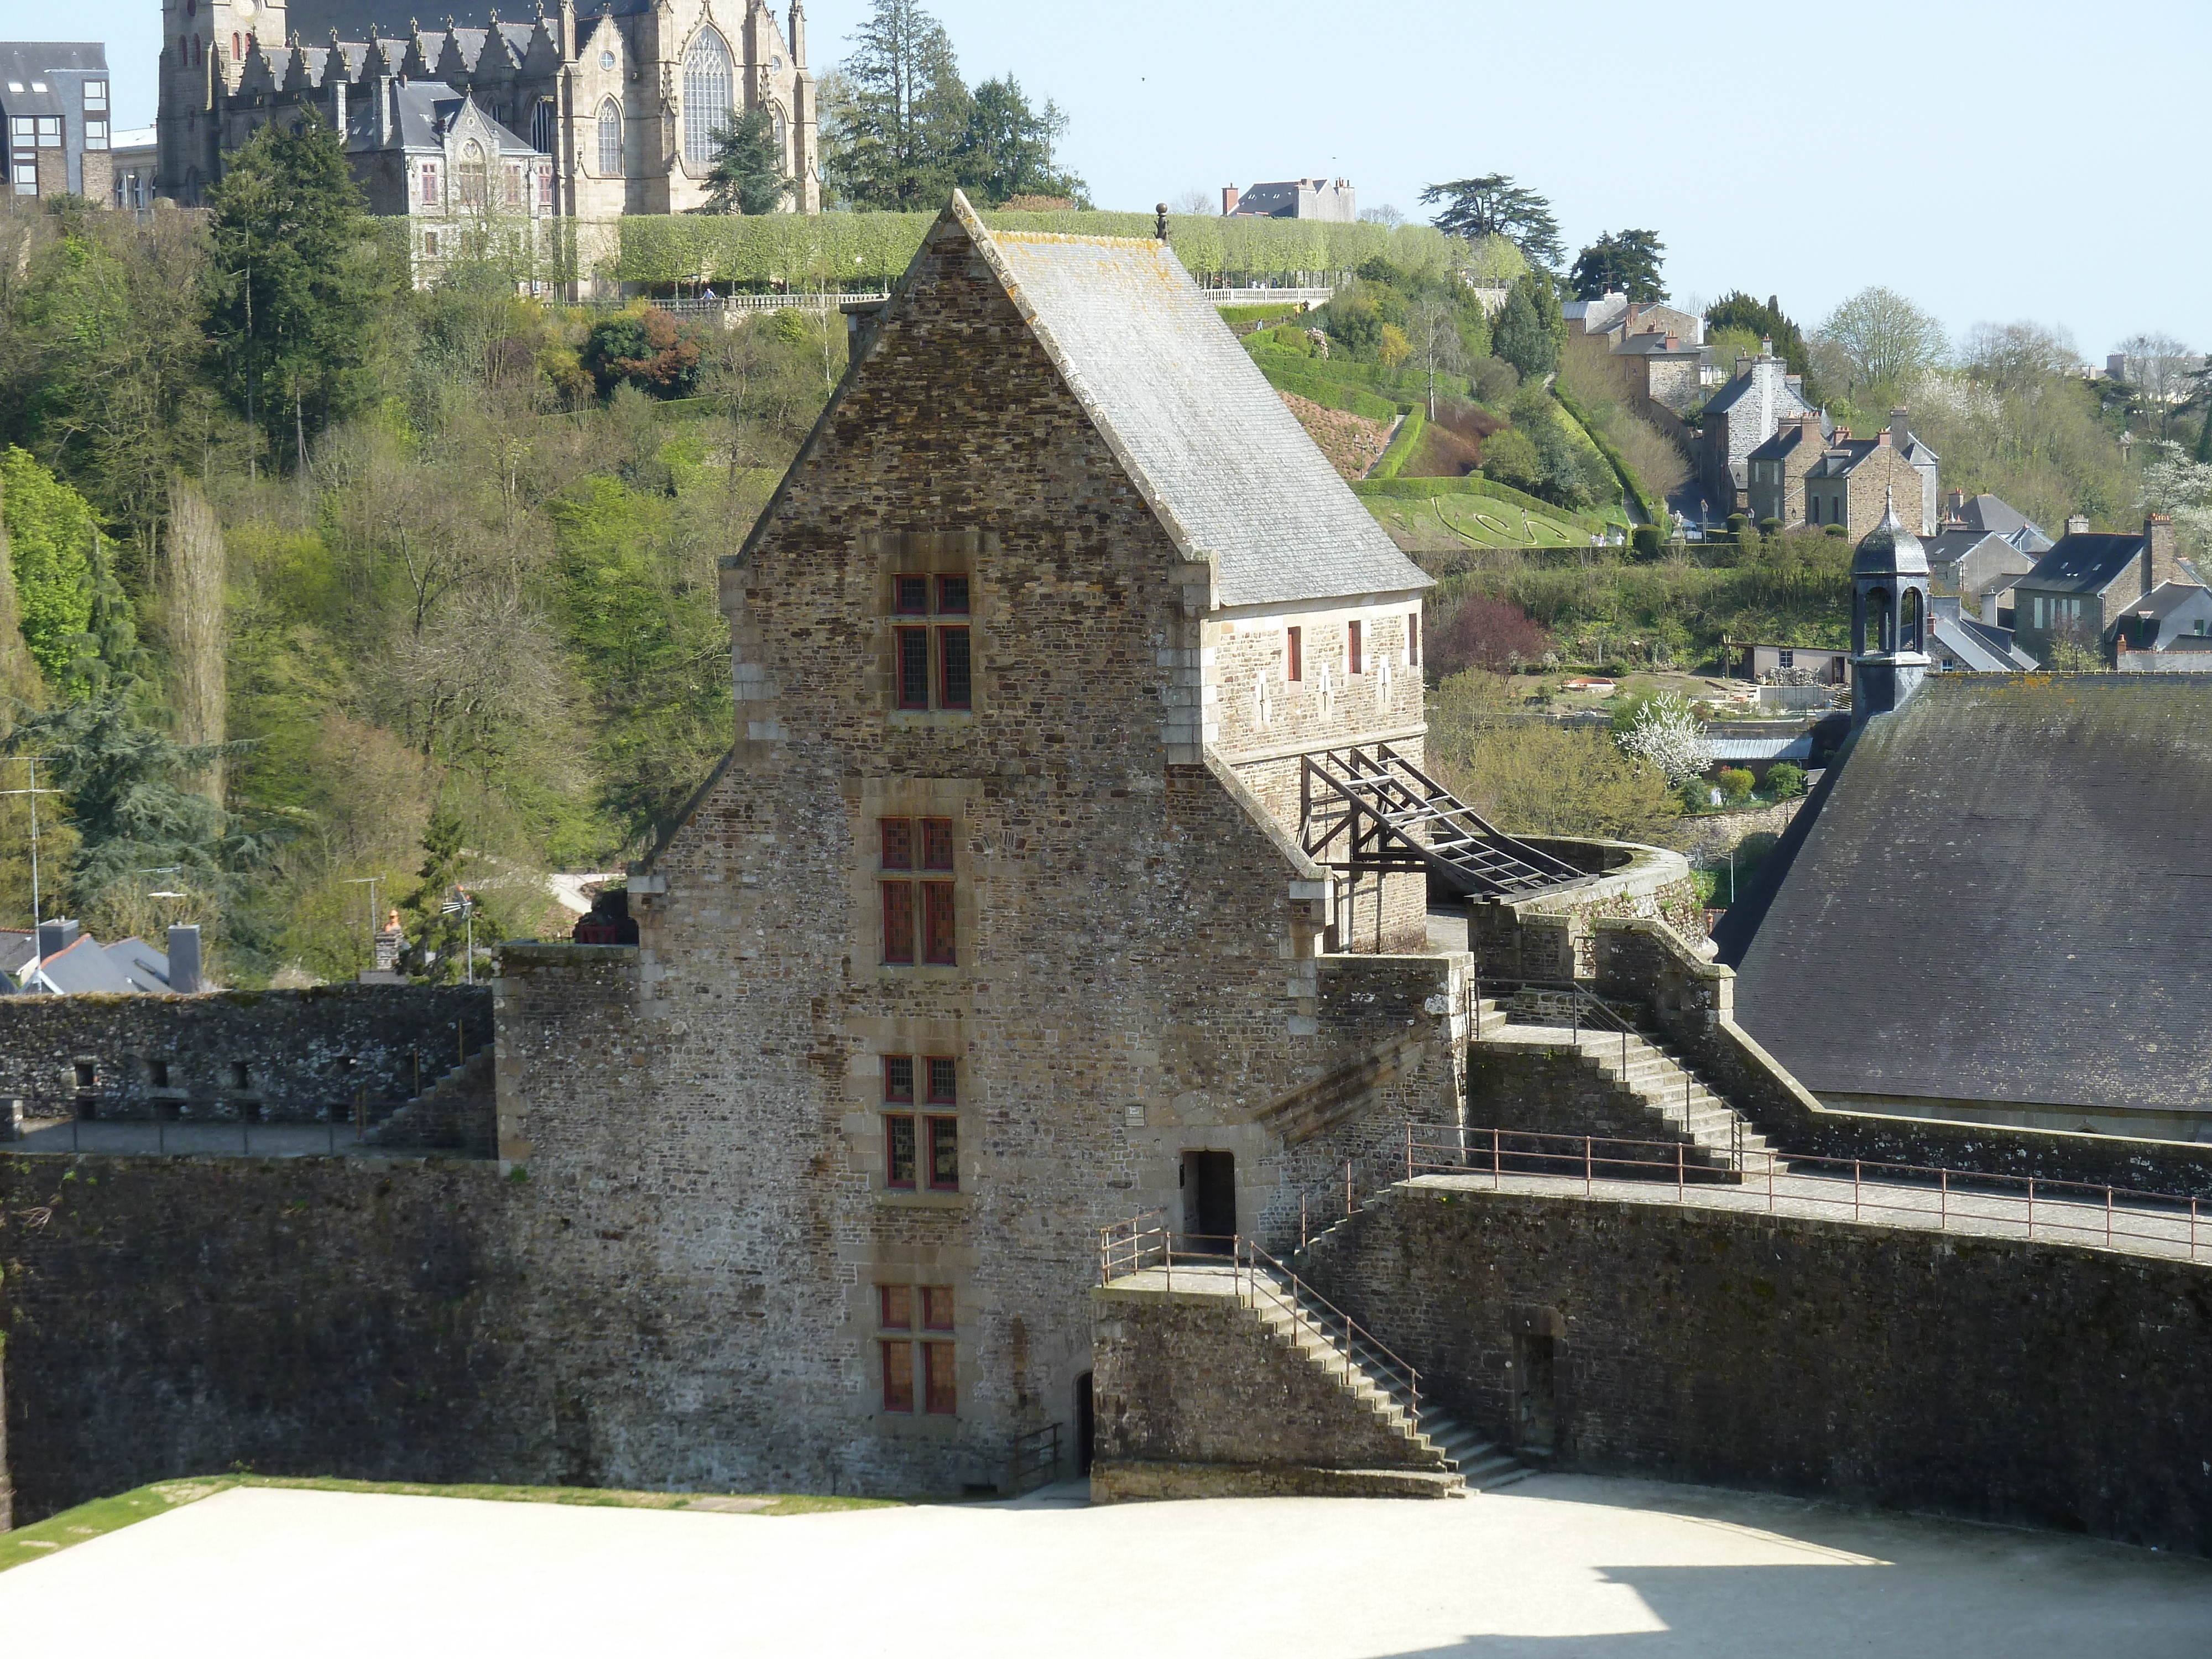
<box><xmin>610</xmin><ymin>211</ymin><xmax>1519</xmax><ymax>288</ymax></box>
<box><xmin>1219</xmin><ymin>302</ymin><xmax>1306</xmax><ymax>326</ymax></box>
<box><xmin>1369</xmin><ymin>407</ymin><xmax>1426</xmax><ymax>482</ymax></box>
<box><xmin>1554</xmin><ymin>380</ymin><xmax>1671</xmax><ymax>536</ymax></box>
<box><xmin>1262</xmin><ymin>365</ymin><xmax>1404</xmax><ymax>422</ymax></box>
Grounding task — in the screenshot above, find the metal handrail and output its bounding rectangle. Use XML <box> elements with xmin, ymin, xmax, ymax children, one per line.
<box><xmin>1098</xmin><ymin>1211</ymin><xmax>1423</xmax><ymax>1431</ymax></box>
<box><xmin>1399</xmin><ymin>1120</ymin><xmax>2208</xmax><ymax>1261</ymax></box>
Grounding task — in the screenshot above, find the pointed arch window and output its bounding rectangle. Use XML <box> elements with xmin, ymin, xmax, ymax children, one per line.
<box><xmin>771</xmin><ymin>103</ymin><xmax>787</xmax><ymax>163</ymax></box>
<box><xmin>682</xmin><ymin>28</ymin><xmax>733</xmax><ymax>166</ymax></box>
<box><xmin>596</xmin><ymin>99</ymin><xmax>622</xmax><ymax>175</ymax></box>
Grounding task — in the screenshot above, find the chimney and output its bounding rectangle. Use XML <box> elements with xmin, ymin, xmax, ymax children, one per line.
<box><xmin>2065</xmin><ymin>513</ymin><xmax>2090</xmax><ymax>536</ymax></box>
<box><xmin>36</xmin><ymin>918</ymin><xmax>79</xmax><ymax>960</ymax></box>
<box><xmin>1663</xmin><ymin>333</ymin><xmax>1678</xmax><ymax>349</ymax></box>
<box><xmin>2146</xmin><ymin>513</ymin><xmax>2178</xmax><ymax>592</ymax></box>
<box><xmin>1734</xmin><ymin>353</ymin><xmax>1752</xmax><ymax>380</ymax></box>
<box><xmin>167</xmin><ymin>924</ymin><xmax>204</xmax><ymax>994</ymax></box>
<box><xmin>1947</xmin><ymin>488</ymin><xmax>1965</xmax><ymax>520</ymax></box>
<box><xmin>1221</xmin><ymin>184</ymin><xmax>1239</xmax><ymax>216</ymax></box>
<box><xmin>1889</xmin><ymin>406</ymin><xmax>1912</xmax><ymax>455</ymax></box>
<box><xmin>1626</xmin><ymin>302</ymin><xmax>1642</xmax><ymax>327</ymax></box>
<box><xmin>1876</xmin><ymin>428</ymin><xmax>1892</xmax><ymax>448</ymax></box>
<box><xmin>1760</xmin><ymin>336</ymin><xmax>1773</xmax><ymax>356</ymax></box>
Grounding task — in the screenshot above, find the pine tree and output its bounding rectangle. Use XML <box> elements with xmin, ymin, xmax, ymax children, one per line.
<box><xmin>1493</xmin><ymin>277</ymin><xmax>1558</xmax><ymax>380</ymax></box>
<box><xmin>950</xmin><ymin>77</ymin><xmax>1087</xmax><ymax>206</ymax></box>
<box><xmin>828</xmin><ymin>0</ymin><xmax>972</xmax><ymax>210</ymax></box>
<box><xmin>701</xmin><ymin>109</ymin><xmax>794</xmax><ymax>215</ymax></box>
<box><xmin>402</xmin><ymin>799</ymin><xmax>470</xmax><ymax>983</ymax></box>
<box><xmin>206</xmin><ymin>116</ymin><xmax>389</xmax><ymax>468</ymax></box>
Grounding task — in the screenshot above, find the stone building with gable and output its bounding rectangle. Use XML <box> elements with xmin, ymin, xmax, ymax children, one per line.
<box><xmin>157</xmin><ymin>0</ymin><xmax>820</xmax><ymax>215</ymax></box>
<box><xmin>489</xmin><ymin>193</ymin><xmax>1671</xmax><ymax>1493</ymax></box>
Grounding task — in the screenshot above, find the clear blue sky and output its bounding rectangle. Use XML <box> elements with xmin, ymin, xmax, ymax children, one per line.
<box><xmin>57</xmin><ymin>0</ymin><xmax>2212</xmax><ymax>356</ymax></box>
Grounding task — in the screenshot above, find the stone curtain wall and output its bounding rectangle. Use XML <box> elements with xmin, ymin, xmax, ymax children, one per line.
<box><xmin>0</xmin><ymin>1156</ymin><xmax>529</xmax><ymax>1524</ymax></box>
<box><xmin>1090</xmin><ymin>1284</ymin><xmax>1434</xmax><ymax>1472</ymax></box>
<box><xmin>0</xmin><ymin>986</ymin><xmax>492</xmax><ymax>1124</ymax></box>
<box><xmin>1468</xmin><ymin>841</ymin><xmax>1703</xmax><ymax>983</ymax></box>
<box><xmin>1302</xmin><ymin>1183</ymin><xmax>2212</xmax><ymax>1554</ymax></box>
<box><xmin>1592</xmin><ymin>918</ymin><xmax>2212</xmax><ymax>1197</ymax></box>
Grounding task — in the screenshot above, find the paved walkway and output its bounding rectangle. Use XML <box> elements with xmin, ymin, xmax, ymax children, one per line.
<box><xmin>7</xmin><ymin>1119</ymin><xmax>460</xmax><ymax>1159</ymax></box>
<box><xmin>2</xmin><ymin>1477</ymin><xmax>2205</xmax><ymax>1656</ymax></box>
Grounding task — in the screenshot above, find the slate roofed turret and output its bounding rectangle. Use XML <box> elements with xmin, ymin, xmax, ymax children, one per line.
<box><xmin>1853</xmin><ymin>489</ymin><xmax>1928</xmax><ymax>578</ymax></box>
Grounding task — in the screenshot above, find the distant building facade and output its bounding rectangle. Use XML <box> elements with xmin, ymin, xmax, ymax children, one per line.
<box><xmin>2</xmin><ymin>41</ymin><xmax>112</xmax><ymax>201</ymax></box>
<box><xmin>2011</xmin><ymin>514</ymin><xmax>2191</xmax><ymax>664</ymax></box>
<box><xmin>1698</xmin><ymin>344</ymin><xmax>1820</xmax><ymax>516</ymax></box>
<box><xmin>1222</xmin><ymin>177</ymin><xmax>1357</xmax><ymax>221</ymax></box>
<box><xmin>157</xmin><ymin>0</ymin><xmax>820</xmax><ymax>216</ymax></box>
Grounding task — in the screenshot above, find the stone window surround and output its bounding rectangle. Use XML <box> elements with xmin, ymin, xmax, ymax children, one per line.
<box><xmin>849</xmin><ymin>1241</ymin><xmax>978</xmax><ymax>1432</ymax></box>
<box><xmin>865</xmin><ymin>530</ymin><xmax>989</xmax><ymax>728</ymax></box>
<box><xmin>843</xmin><ymin>1014</ymin><xmax>972</xmax><ymax>1209</ymax></box>
<box><xmin>855</xmin><ymin>781</ymin><xmax>976</xmax><ymax>982</ymax></box>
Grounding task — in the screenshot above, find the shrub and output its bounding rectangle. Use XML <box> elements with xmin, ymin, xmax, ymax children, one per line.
<box><xmin>1717</xmin><ymin>767</ymin><xmax>1756</xmax><ymax>804</ymax></box>
<box><xmin>1324</xmin><ymin>295</ymin><xmax>1383</xmax><ymax>360</ymax></box>
<box><xmin>1825</xmin><ymin>523</ymin><xmax>1847</xmax><ymax>537</ymax></box>
<box><xmin>1468</xmin><ymin>355</ymin><xmax>1520</xmax><ymax>404</ymax></box>
<box><xmin>1432</xmin><ymin>596</ymin><xmax>1552</xmax><ymax>677</ymax></box>
<box><xmin>1378</xmin><ymin>323</ymin><xmax>1412</xmax><ymax>368</ymax></box>
<box><xmin>1612</xmin><ymin>692</ymin><xmax>1712</xmax><ymax>786</ymax></box>
<box><xmin>1631</xmin><ymin>524</ymin><xmax>1664</xmax><ymax>560</ymax></box>
<box><xmin>583</xmin><ymin>306</ymin><xmax>705</xmax><ymax>399</ymax></box>
<box><xmin>1759</xmin><ymin>517</ymin><xmax>1785</xmax><ymax>535</ymax></box>
<box><xmin>1766</xmin><ymin>761</ymin><xmax>1805</xmax><ymax>798</ymax></box>
<box><xmin>1265</xmin><ymin>323</ymin><xmax>1312</xmax><ymax>355</ymax></box>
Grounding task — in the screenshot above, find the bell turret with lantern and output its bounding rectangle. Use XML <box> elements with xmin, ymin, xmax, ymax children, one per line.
<box><xmin>1849</xmin><ymin>488</ymin><xmax>1932</xmax><ymax>727</ymax></box>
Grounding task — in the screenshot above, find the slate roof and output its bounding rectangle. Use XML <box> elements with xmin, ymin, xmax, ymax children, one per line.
<box><xmin>2017</xmin><ymin>532</ymin><xmax>2147</xmax><ymax>596</ymax></box>
<box><xmin>2126</xmin><ymin>579</ymin><xmax>2212</xmax><ymax>624</ymax></box>
<box><xmin>1923</xmin><ymin>528</ymin><xmax>2037</xmax><ymax>574</ymax></box>
<box><xmin>345</xmin><ymin>81</ymin><xmax>541</xmax><ymax>156</ymax></box>
<box><xmin>105</xmin><ymin>937</ymin><xmax>175</xmax><ymax>994</ymax></box>
<box><xmin>1709</xmin><ymin>735</ymin><xmax>1813</xmax><ymax>762</ymax></box>
<box><xmin>1929</xmin><ymin>614</ymin><xmax>2034</xmax><ymax>671</ymax></box>
<box><xmin>951</xmin><ymin>195</ymin><xmax>1430</xmax><ymax>608</ymax></box>
<box><xmin>1945</xmin><ymin>493</ymin><xmax>2047</xmax><ymax>544</ymax></box>
<box><xmin>0</xmin><ymin>43</ymin><xmax>107</xmax><ymax>118</ymax></box>
<box><xmin>288</xmin><ymin>0</ymin><xmax>643</xmax><ymax>37</ymax></box>
<box><xmin>1723</xmin><ymin>674</ymin><xmax>2212</xmax><ymax>1115</ymax></box>
<box><xmin>28</xmin><ymin>933</ymin><xmax>138</xmax><ymax>995</ymax></box>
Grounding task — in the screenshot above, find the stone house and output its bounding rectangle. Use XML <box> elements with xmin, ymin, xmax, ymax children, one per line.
<box><xmin>2011</xmin><ymin>514</ymin><xmax>2189</xmax><ymax>664</ymax></box>
<box><xmin>491</xmin><ymin>193</ymin><xmax>1692</xmax><ymax>1495</ymax></box>
<box><xmin>2</xmin><ymin>41</ymin><xmax>112</xmax><ymax>202</ymax></box>
<box><xmin>2111</xmin><ymin>579</ymin><xmax>2212</xmax><ymax>669</ymax></box>
<box><xmin>1923</xmin><ymin>529</ymin><xmax>2038</xmax><ymax>624</ymax></box>
<box><xmin>158</xmin><ymin>0</ymin><xmax>820</xmax><ymax>215</ymax></box>
<box><xmin>1222</xmin><ymin>178</ymin><xmax>1357</xmax><ymax>221</ymax></box>
<box><xmin>1743</xmin><ymin>412</ymin><xmax>1827</xmax><ymax>526</ymax></box>
<box><xmin>1697</xmin><ymin>345</ymin><xmax>1820</xmax><ymax>515</ymax></box>
<box><xmin>1561</xmin><ymin>294</ymin><xmax>1712</xmax><ymax>416</ymax></box>
<box><xmin>1798</xmin><ymin>416</ymin><xmax>1938</xmax><ymax>537</ymax></box>
<box><xmin>342</xmin><ymin>83</ymin><xmax>557</xmax><ymax>286</ymax></box>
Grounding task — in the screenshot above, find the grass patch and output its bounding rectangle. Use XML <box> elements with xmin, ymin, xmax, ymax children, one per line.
<box><xmin>0</xmin><ymin>1475</ymin><xmax>899</xmax><ymax>1573</ymax></box>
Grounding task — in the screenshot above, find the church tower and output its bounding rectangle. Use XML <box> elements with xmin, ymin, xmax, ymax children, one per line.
<box><xmin>1850</xmin><ymin>488</ymin><xmax>1931</xmax><ymax>726</ymax></box>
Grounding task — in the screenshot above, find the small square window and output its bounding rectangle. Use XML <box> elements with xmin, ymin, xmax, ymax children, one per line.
<box><xmin>84</xmin><ymin>81</ymin><xmax>108</xmax><ymax>112</ymax></box>
<box><xmin>920</xmin><ymin>818</ymin><xmax>954</xmax><ymax>871</ymax></box>
<box><xmin>84</xmin><ymin>119</ymin><xmax>108</xmax><ymax>151</ymax></box>
<box><xmin>884</xmin><ymin>1054</ymin><xmax>915</xmax><ymax>1103</ymax></box>
<box><xmin>926</xmin><ymin>1055</ymin><xmax>956</xmax><ymax>1104</ymax></box>
<box><xmin>937</xmin><ymin>576</ymin><xmax>969</xmax><ymax>615</ymax></box>
<box><xmin>893</xmin><ymin>575</ymin><xmax>930</xmax><ymax>614</ymax></box>
<box><xmin>921</xmin><ymin>1285</ymin><xmax>954</xmax><ymax>1331</ymax></box>
<box><xmin>879</xmin><ymin>1285</ymin><xmax>913</xmax><ymax>1330</ymax></box>
<box><xmin>880</xmin><ymin>818</ymin><xmax>914</xmax><ymax>872</ymax></box>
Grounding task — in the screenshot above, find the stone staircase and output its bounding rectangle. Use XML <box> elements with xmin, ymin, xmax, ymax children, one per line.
<box><xmin>1478</xmin><ymin>999</ymin><xmax>1777</xmax><ymax>1177</ymax></box>
<box><xmin>361</xmin><ymin>1045</ymin><xmax>495</xmax><ymax>1155</ymax></box>
<box><xmin>1238</xmin><ymin>1267</ymin><xmax>1532</xmax><ymax>1498</ymax></box>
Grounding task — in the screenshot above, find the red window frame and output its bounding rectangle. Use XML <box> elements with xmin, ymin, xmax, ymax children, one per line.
<box><xmin>936</xmin><ymin>576</ymin><xmax>971</xmax><ymax>615</ymax></box>
<box><xmin>879</xmin><ymin>818</ymin><xmax>954</xmax><ymax>968</ymax></box>
<box><xmin>927</xmin><ymin>1114</ymin><xmax>958</xmax><ymax>1190</ymax></box>
<box><xmin>1348</xmin><ymin>619</ymin><xmax>1363</xmax><ymax>676</ymax></box>
<box><xmin>895</xmin><ymin>625</ymin><xmax>931</xmax><ymax>709</ymax></box>
<box><xmin>937</xmin><ymin>625</ymin><xmax>971</xmax><ymax>709</ymax></box>
<box><xmin>883</xmin><ymin>1055</ymin><xmax>956</xmax><ymax>1192</ymax></box>
<box><xmin>1286</xmin><ymin>625</ymin><xmax>1302</xmax><ymax>682</ymax></box>
<box><xmin>893</xmin><ymin>574</ymin><xmax>930</xmax><ymax>615</ymax></box>
<box><xmin>923</xmin><ymin>1340</ymin><xmax>957</xmax><ymax>1415</ymax></box>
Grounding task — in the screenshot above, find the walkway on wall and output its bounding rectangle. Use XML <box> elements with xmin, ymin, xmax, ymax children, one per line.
<box><xmin>1391</xmin><ymin>1129</ymin><xmax>2212</xmax><ymax>1266</ymax></box>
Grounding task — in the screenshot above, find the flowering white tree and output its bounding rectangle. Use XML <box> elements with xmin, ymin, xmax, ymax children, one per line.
<box><xmin>2142</xmin><ymin>445</ymin><xmax>2212</xmax><ymax>559</ymax></box>
<box><xmin>1613</xmin><ymin>692</ymin><xmax>1710</xmax><ymax>787</ymax></box>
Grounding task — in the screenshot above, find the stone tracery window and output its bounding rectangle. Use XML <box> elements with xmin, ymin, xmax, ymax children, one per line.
<box><xmin>457</xmin><ymin>139</ymin><xmax>487</xmax><ymax>206</ymax></box>
<box><xmin>596</xmin><ymin>98</ymin><xmax>621</xmax><ymax>175</ymax></box>
<box><xmin>682</xmin><ymin>28</ymin><xmax>734</xmax><ymax>166</ymax></box>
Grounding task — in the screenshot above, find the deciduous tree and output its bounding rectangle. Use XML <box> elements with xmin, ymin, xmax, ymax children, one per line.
<box><xmin>1817</xmin><ymin>286</ymin><xmax>1948</xmax><ymax>397</ymax></box>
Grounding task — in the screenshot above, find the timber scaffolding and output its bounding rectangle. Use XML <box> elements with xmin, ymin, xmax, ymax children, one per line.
<box><xmin>1300</xmin><ymin>744</ymin><xmax>1588</xmax><ymax>900</ymax></box>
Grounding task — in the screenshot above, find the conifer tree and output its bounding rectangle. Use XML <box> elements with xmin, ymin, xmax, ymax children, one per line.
<box><xmin>702</xmin><ymin>109</ymin><xmax>794</xmax><ymax>215</ymax></box>
<box><xmin>403</xmin><ymin>798</ymin><xmax>471</xmax><ymax>982</ymax></box>
<box><xmin>828</xmin><ymin>0</ymin><xmax>972</xmax><ymax>210</ymax></box>
<box><xmin>1493</xmin><ymin>276</ymin><xmax>1559</xmax><ymax>380</ymax></box>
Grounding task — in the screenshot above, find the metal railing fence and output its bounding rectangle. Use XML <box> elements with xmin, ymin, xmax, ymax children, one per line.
<box><xmin>1099</xmin><ymin>1209</ymin><xmax>1422</xmax><ymax>1430</ymax></box>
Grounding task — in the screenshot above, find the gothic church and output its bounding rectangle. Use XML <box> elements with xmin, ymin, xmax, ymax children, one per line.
<box><xmin>156</xmin><ymin>0</ymin><xmax>821</xmax><ymax>215</ymax></box>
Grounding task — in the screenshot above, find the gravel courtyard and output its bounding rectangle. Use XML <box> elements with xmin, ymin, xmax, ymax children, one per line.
<box><xmin>3</xmin><ymin>1474</ymin><xmax>2206</xmax><ymax>1657</ymax></box>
